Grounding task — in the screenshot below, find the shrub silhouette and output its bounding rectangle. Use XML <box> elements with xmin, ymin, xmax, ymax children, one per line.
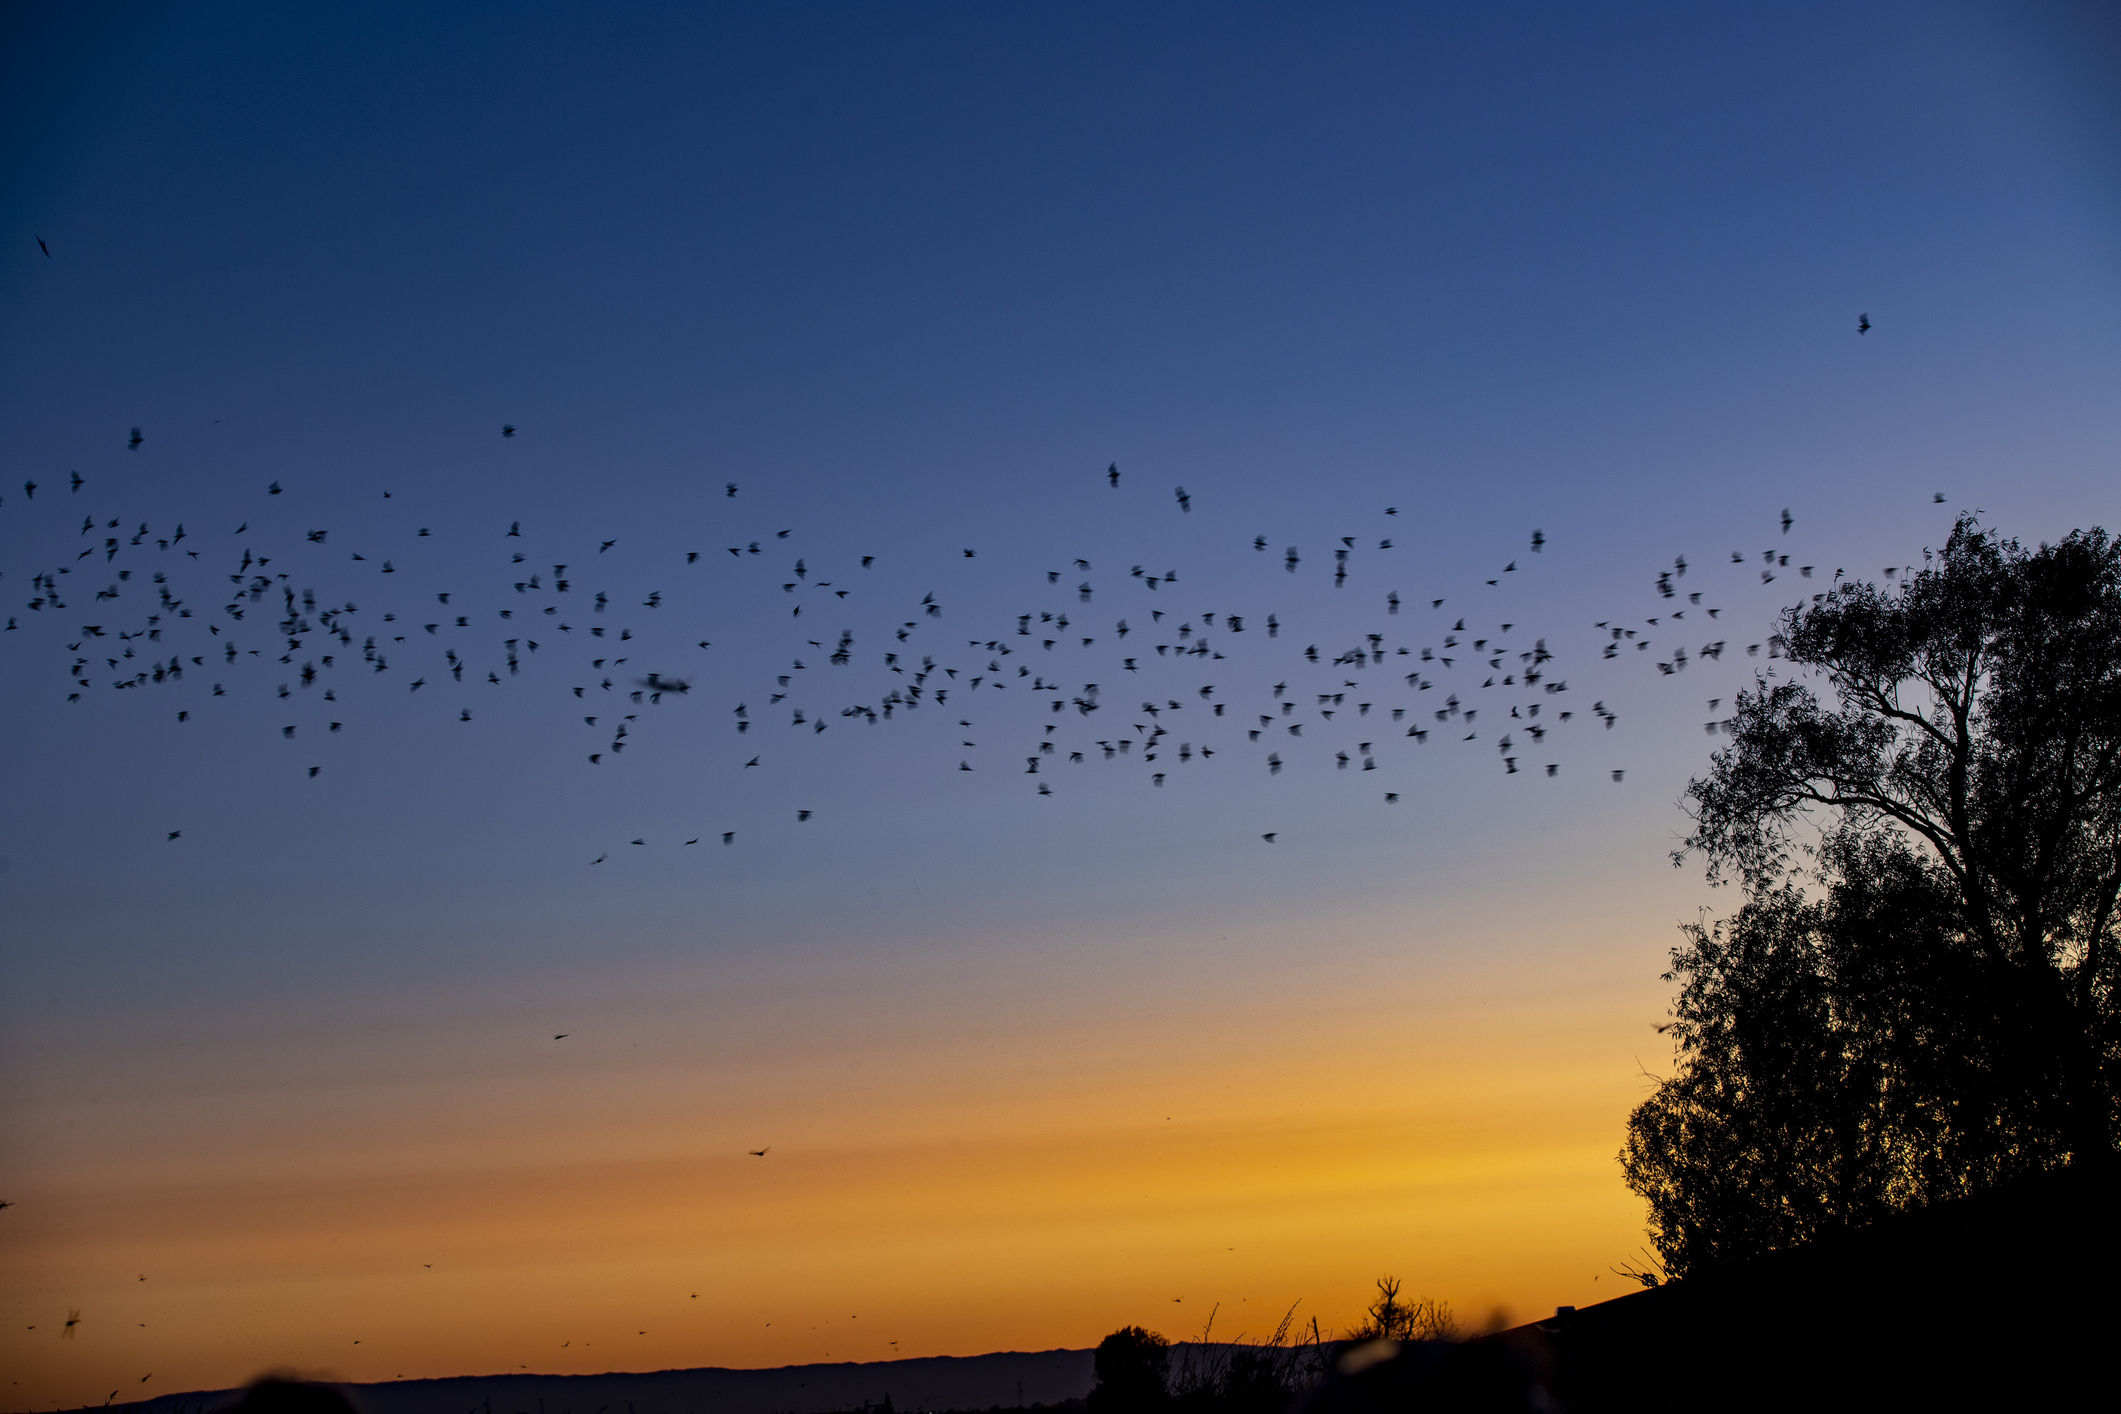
<box><xmin>1167</xmin><ymin>1303</ymin><xmax>1325</xmax><ymax>1414</ymax></box>
<box><xmin>1095</xmin><ymin>1280</ymin><xmax>1456</xmax><ymax>1414</ymax></box>
<box><xmin>1087</xmin><ymin>1326</ymin><xmax>1172</xmax><ymax>1414</ymax></box>
<box><xmin>1340</xmin><ymin>1275</ymin><xmax>1459</xmax><ymax>1344</ymax></box>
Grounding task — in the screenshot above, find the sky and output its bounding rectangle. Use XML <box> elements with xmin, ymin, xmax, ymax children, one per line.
<box><xmin>2</xmin><ymin>1</ymin><xmax>2118</xmax><ymax>1406</ymax></box>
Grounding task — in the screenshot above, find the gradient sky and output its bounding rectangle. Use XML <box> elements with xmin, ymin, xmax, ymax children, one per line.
<box><xmin>3</xmin><ymin>2</ymin><xmax>2118</xmax><ymax>1408</ymax></box>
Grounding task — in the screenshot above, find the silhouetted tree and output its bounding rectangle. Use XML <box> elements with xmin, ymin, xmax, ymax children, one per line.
<box><xmin>1088</xmin><ymin>1326</ymin><xmax>1172</xmax><ymax>1414</ymax></box>
<box><xmin>1339</xmin><ymin>1276</ymin><xmax>1458</xmax><ymax>1344</ymax></box>
<box><xmin>1626</xmin><ymin>517</ymin><xmax>2121</xmax><ymax>1276</ymax></box>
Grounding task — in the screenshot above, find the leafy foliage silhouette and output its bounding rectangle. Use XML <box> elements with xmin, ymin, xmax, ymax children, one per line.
<box><xmin>1626</xmin><ymin>517</ymin><xmax>2121</xmax><ymax>1277</ymax></box>
<box><xmin>1087</xmin><ymin>1326</ymin><xmax>1173</xmax><ymax>1414</ymax></box>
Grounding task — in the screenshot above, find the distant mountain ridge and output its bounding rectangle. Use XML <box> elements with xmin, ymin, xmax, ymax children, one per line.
<box><xmin>59</xmin><ymin>1349</ymin><xmax>1099</xmax><ymax>1414</ymax></box>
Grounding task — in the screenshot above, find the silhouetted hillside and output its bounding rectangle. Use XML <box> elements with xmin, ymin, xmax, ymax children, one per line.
<box><xmin>69</xmin><ymin>1349</ymin><xmax>1097</xmax><ymax>1414</ymax></box>
<box><xmin>1492</xmin><ymin>1160</ymin><xmax>2116</xmax><ymax>1412</ymax></box>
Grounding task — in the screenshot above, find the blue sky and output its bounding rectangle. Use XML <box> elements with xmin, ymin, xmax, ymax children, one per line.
<box><xmin>2</xmin><ymin>2</ymin><xmax>2117</xmax><ymax>1405</ymax></box>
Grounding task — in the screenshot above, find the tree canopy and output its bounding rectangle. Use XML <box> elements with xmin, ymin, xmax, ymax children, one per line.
<box><xmin>1088</xmin><ymin>1326</ymin><xmax>1174</xmax><ymax>1414</ymax></box>
<box><xmin>1624</xmin><ymin>516</ymin><xmax>2121</xmax><ymax>1277</ymax></box>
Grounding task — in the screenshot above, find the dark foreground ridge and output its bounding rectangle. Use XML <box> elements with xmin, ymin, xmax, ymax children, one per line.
<box><xmin>61</xmin><ymin>1349</ymin><xmax>1098</xmax><ymax>1414</ymax></box>
<box><xmin>1481</xmin><ymin>1159</ymin><xmax>2117</xmax><ymax>1412</ymax></box>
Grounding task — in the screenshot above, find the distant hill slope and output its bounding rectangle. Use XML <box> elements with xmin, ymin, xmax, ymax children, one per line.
<box><xmin>73</xmin><ymin>1348</ymin><xmax>1098</xmax><ymax>1414</ymax></box>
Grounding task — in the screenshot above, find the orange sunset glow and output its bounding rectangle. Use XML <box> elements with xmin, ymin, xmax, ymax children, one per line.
<box><xmin>6</xmin><ymin>3</ymin><xmax>2117</xmax><ymax>1410</ymax></box>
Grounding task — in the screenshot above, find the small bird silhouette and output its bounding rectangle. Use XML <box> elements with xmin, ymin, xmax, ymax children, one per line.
<box><xmin>749</xmin><ymin>1147</ymin><xmax>770</xmax><ymax>1157</ymax></box>
<box><xmin>1261</xmin><ymin>833</ymin><xmax>1276</xmax><ymax>842</ymax></box>
<box><xmin>501</xmin><ymin>425</ymin><xmax>516</xmax><ymax>437</ymax></box>
<box><xmin>128</xmin><ymin>427</ymin><xmax>143</xmax><ymax>450</ymax></box>
<box><xmin>554</xmin><ymin>1034</ymin><xmax>569</xmax><ymax>1040</ymax></box>
<box><xmin>37</xmin><ymin>237</ymin><xmax>51</xmax><ymax>258</ymax></box>
<box><xmin>167</xmin><ymin>831</ymin><xmax>181</xmax><ymax>840</ymax></box>
<box><xmin>1858</xmin><ymin>313</ymin><xmax>1871</xmax><ymax>334</ymax></box>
